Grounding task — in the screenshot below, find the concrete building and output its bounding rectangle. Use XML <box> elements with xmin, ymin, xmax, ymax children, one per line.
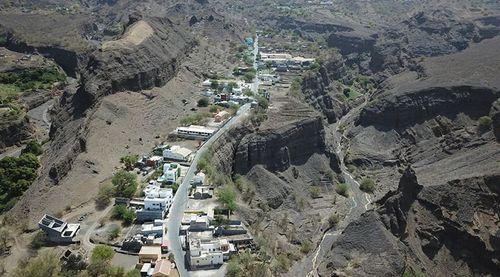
<box><xmin>190</xmin><ymin>172</ymin><xmax>205</xmax><ymax>187</ymax></box>
<box><xmin>174</xmin><ymin>125</ymin><xmax>216</xmax><ymax>140</ymax></box>
<box><xmin>162</xmin><ymin>163</ymin><xmax>180</xmax><ymax>183</ymax></box>
<box><xmin>163</xmin><ymin>145</ymin><xmax>192</xmax><ymax>162</ymax></box>
<box><xmin>38</xmin><ymin>214</ymin><xmax>80</xmax><ymax>243</ymax></box>
<box><xmin>187</xmin><ymin>237</ymin><xmax>235</xmax><ymax>270</ymax></box>
<box><xmin>141</xmin><ymin>223</ymin><xmax>164</xmax><ymax>237</ymax></box>
<box><xmin>138</xmin><ymin>246</ymin><xmax>162</xmax><ymax>264</ymax></box>
<box><xmin>189</xmin><ymin>215</ymin><xmax>210</xmax><ymax>231</ymax></box>
<box><xmin>152</xmin><ymin>259</ymin><xmax>179</xmax><ymax>277</ymax></box>
<box><xmin>136</xmin><ymin>186</ymin><xmax>173</xmax><ymax>222</ymax></box>
<box><xmin>193</xmin><ymin>186</ymin><xmax>213</xmax><ymax>199</ymax></box>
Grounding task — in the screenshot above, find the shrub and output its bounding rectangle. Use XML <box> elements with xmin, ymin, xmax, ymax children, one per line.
<box><xmin>88</xmin><ymin>245</ymin><xmax>114</xmax><ymax>276</ymax></box>
<box><xmin>360</xmin><ymin>178</ymin><xmax>375</xmax><ymax>193</ymax></box>
<box><xmin>290</xmin><ymin>77</ymin><xmax>302</xmax><ymax>96</ymax></box>
<box><xmin>95</xmin><ymin>183</ymin><xmax>114</xmax><ymax>209</ymax></box>
<box><xmin>120</xmin><ymin>155</ymin><xmax>138</xmax><ymax>171</ymax></box>
<box><xmin>243</xmin><ymin>71</ymin><xmax>256</xmax><ymax>83</ymax></box>
<box><xmin>112</xmin><ymin>170</ymin><xmax>137</xmax><ymax>198</ymax></box>
<box><xmin>210</xmin><ymin>80</ymin><xmax>219</xmax><ymax>90</ymax></box>
<box><xmin>328</xmin><ymin>213</ymin><xmax>340</xmax><ymax>229</ymax></box>
<box><xmin>180</xmin><ymin>112</ymin><xmax>211</xmax><ymax>126</ymax></box>
<box><xmin>30</xmin><ymin>231</ymin><xmax>48</xmax><ymax>249</ymax></box>
<box><xmin>256</xmin><ymin>96</ymin><xmax>269</xmax><ymax>109</ymax></box>
<box><xmin>21</xmin><ymin>140</ymin><xmax>43</xmax><ymax>156</ymax></box>
<box><xmin>13</xmin><ymin>251</ymin><xmax>61</xmax><ymax>277</ymax></box>
<box><xmin>336</xmin><ymin>183</ymin><xmax>349</xmax><ymax>197</ymax></box>
<box><xmin>478</xmin><ymin>116</ymin><xmax>492</xmax><ymax>130</ymax></box>
<box><xmin>91</xmin><ymin>245</ymin><xmax>114</xmax><ymax>264</ymax></box>
<box><xmin>0</xmin><ymin>228</ymin><xmax>10</xmax><ymax>255</ymax></box>
<box><xmin>274</xmin><ymin>254</ymin><xmax>291</xmax><ymax>273</ymax></box>
<box><xmin>209</xmin><ymin>105</ymin><xmax>220</xmax><ymax>113</ymax></box>
<box><xmin>108</xmin><ymin>226</ymin><xmax>121</xmax><ymax>240</ymax></box>
<box><xmin>300</xmin><ymin>240</ymin><xmax>313</xmax><ymax>254</ymax></box>
<box><xmin>197</xmin><ymin>97</ymin><xmax>209</xmax><ymax>107</ymax></box>
<box><xmin>309</xmin><ymin>187</ymin><xmax>321</xmax><ymax>198</ymax></box>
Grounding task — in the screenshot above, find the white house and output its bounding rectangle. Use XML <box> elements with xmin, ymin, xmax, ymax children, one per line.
<box><xmin>163</xmin><ymin>145</ymin><xmax>192</xmax><ymax>162</ymax></box>
<box><xmin>188</xmin><ymin>237</ymin><xmax>235</xmax><ymax>269</ymax></box>
<box><xmin>162</xmin><ymin>163</ymin><xmax>180</xmax><ymax>183</ymax></box>
<box><xmin>137</xmin><ymin>186</ymin><xmax>173</xmax><ymax>222</ymax></box>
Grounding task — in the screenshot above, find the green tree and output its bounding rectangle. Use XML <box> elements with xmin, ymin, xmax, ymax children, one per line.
<box><xmin>113</xmin><ymin>205</ymin><xmax>136</xmax><ymax>225</ymax></box>
<box><xmin>360</xmin><ymin>178</ymin><xmax>375</xmax><ymax>193</ymax></box>
<box><xmin>197</xmin><ymin>97</ymin><xmax>209</xmax><ymax>107</ymax></box>
<box><xmin>112</xmin><ymin>170</ymin><xmax>137</xmax><ymax>198</ymax></box>
<box><xmin>96</xmin><ymin>183</ymin><xmax>114</xmax><ymax>209</ymax></box>
<box><xmin>217</xmin><ymin>185</ymin><xmax>237</xmax><ymax>213</ymax></box>
<box><xmin>21</xmin><ymin>140</ymin><xmax>43</xmax><ymax>156</ymax></box>
<box><xmin>210</xmin><ymin>80</ymin><xmax>219</xmax><ymax>90</ymax></box>
<box><xmin>88</xmin><ymin>245</ymin><xmax>114</xmax><ymax>276</ymax></box>
<box><xmin>243</xmin><ymin>71</ymin><xmax>256</xmax><ymax>83</ymax></box>
<box><xmin>17</xmin><ymin>153</ymin><xmax>40</xmax><ymax>169</ymax></box>
<box><xmin>257</xmin><ymin>96</ymin><xmax>269</xmax><ymax>109</ymax></box>
<box><xmin>120</xmin><ymin>155</ymin><xmax>138</xmax><ymax>171</ymax></box>
<box><xmin>13</xmin><ymin>251</ymin><xmax>61</xmax><ymax>277</ymax></box>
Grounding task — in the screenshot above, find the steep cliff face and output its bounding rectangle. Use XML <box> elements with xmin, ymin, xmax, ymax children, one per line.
<box><xmin>234</xmin><ymin>116</ymin><xmax>326</xmax><ymax>174</ymax></box>
<box><xmin>317</xmin><ymin>168</ymin><xmax>500</xmax><ymax>276</ymax></box>
<box><xmin>300</xmin><ymin>57</ymin><xmax>351</xmax><ymax>123</ymax></box>
<box><xmin>358</xmin><ymin>86</ymin><xmax>499</xmax><ymax>129</ymax></box>
<box><xmin>45</xmin><ymin>17</ymin><xmax>194</xmax><ymax>183</ymax></box>
<box><xmin>210</xmin><ymin>124</ymin><xmax>254</xmax><ymax>175</ymax></box>
<box><xmin>8</xmin><ymin>16</ymin><xmax>195</xmax><ymax>225</ymax></box>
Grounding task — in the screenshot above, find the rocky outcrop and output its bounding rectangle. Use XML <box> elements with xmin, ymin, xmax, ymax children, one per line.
<box><xmin>300</xmin><ymin>57</ymin><xmax>350</xmax><ymax>123</ymax></box>
<box><xmin>318</xmin><ymin>168</ymin><xmax>500</xmax><ymax>276</ymax></box>
<box><xmin>2</xmin><ymin>32</ymin><xmax>84</xmax><ymax>77</ymax></box>
<box><xmin>8</xmin><ymin>16</ymin><xmax>195</xmax><ymax>225</ymax></box>
<box><xmin>358</xmin><ymin>86</ymin><xmax>499</xmax><ymax>129</ymax></box>
<box><xmin>0</xmin><ymin>116</ymin><xmax>34</xmax><ymax>149</ymax></box>
<box><xmin>327</xmin><ymin>31</ymin><xmax>376</xmax><ymax>56</ymax></box>
<box><xmin>234</xmin><ymin>116</ymin><xmax>326</xmax><ymax>174</ymax></box>
<box><xmin>210</xmin><ymin>124</ymin><xmax>254</xmax><ymax>175</ymax></box>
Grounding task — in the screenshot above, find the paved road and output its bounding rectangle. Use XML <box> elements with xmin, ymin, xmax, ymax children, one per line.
<box><xmin>166</xmin><ymin>104</ymin><xmax>252</xmax><ymax>277</ymax></box>
<box><xmin>250</xmin><ymin>35</ymin><xmax>260</xmax><ymax>94</ymax></box>
<box><xmin>306</xmin><ymin>97</ymin><xmax>372</xmax><ymax>277</ymax></box>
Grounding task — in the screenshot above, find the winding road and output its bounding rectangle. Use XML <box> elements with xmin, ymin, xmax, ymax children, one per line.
<box><xmin>306</xmin><ymin>96</ymin><xmax>372</xmax><ymax>277</ymax></box>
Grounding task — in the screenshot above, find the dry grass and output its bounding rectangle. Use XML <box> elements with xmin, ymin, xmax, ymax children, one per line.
<box><xmin>102</xmin><ymin>21</ymin><xmax>154</xmax><ymax>50</ymax></box>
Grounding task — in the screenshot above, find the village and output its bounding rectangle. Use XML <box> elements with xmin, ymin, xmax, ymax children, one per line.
<box><xmin>33</xmin><ymin>32</ymin><xmax>317</xmax><ymax>277</ymax></box>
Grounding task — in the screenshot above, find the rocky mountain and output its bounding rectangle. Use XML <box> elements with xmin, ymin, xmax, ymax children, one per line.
<box><xmin>316</xmin><ymin>167</ymin><xmax>499</xmax><ymax>276</ymax></box>
<box><xmin>1</xmin><ymin>0</ymin><xmax>245</xmax><ymax>227</ymax></box>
